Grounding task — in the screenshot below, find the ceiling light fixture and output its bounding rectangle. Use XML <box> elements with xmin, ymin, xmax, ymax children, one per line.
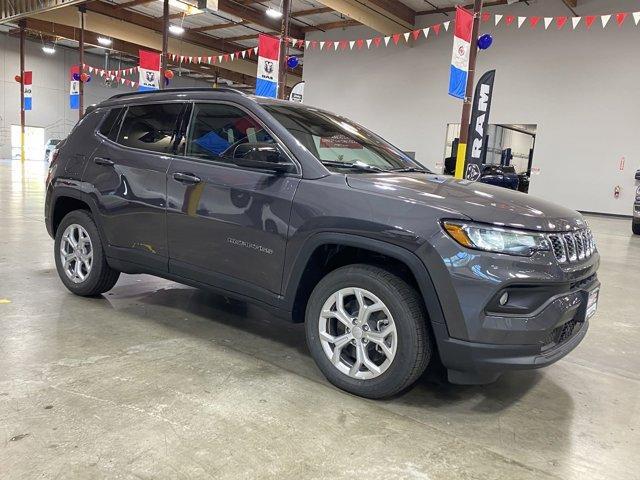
<box><xmin>97</xmin><ymin>36</ymin><xmax>112</xmax><ymax>46</ymax></box>
<box><xmin>265</xmin><ymin>7</ymin><xmax>282</xmax><ymax>19</ymax></box>
<box><xmin>169</xmin><ymin>24</ymin><xmax>185</xmax><ymax>35</ymax></box>
<box><xmin>42</xmin><ymin>44</ymin><xmax>56</xmax><ymax>54</ymax></box>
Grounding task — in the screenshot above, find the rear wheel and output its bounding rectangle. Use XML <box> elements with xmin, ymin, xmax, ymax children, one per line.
<box><xmin>633</xmin><ymin>221</ymin><xmax>640</xmax><ymax>235</ymax></box>
<box><xmin>305</xmin><ymin>264</ymin><xmax>431</xmax><ymax>399</ymax></box>
<box><xmin>54</xmin><ymin>210</ymin><xmax>120</xmax><ymax>296</ymax></box>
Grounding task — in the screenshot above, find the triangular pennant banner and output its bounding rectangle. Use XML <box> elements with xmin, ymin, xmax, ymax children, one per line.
<box><xmin>529</xmin><ymin>16</ymin><xmax>541</xmax><ymax>28</ymax></box>
<box><xmin>218</xmin><ymin>55</ymin><xmax>223</xmax><ymax>63</ymax></box>
<box><xmin>495</xmin><ymin>14</ymin><xmax>503</xmax><ymax>26</ymax></box>
<box><xmin>253</xmin><ymin>46</ymin><xmax>258</xmax><ymax>54</ymax></box>
<box><xmin>615</xmin><ymin>12</ymin><xmax>627</xmax><ymax>27</ymax></box>
<box><xmin>422</xmin><ymin>27</ymin><xmax>430</xmax><ymax>39</ymax></box>
<box><xmin>505</xmin><ymin>15</ymin><xmax>515</xmax><ymax>26</ymax></box>
<box><xmin>373</xmin><ymin>37</ymin><xmax>382</xmax><ymax>47</ymax></box>
<box><xmin>333</xmin><ymin>41</ymin><xmax>340</xmax><ymax>51</ymax></box>
<box><xmin>403</xmin><ymin>32</ymin><xmax>410</xmax><ymax>42</ymax></box>
<box><xmin>432</xmin><ymin>23</ymin><xmax>441</xmax><ymax>35</ymax></box>
<box><xmin>366</xmin><ymin>38</ymin><xmax>373</xmax><ymax>48</ymax></box>
<box><xmin>384</xmin><ymin>36</ymin><xmax>391</xmax><ymax>46</ymax></box>
<box><xmin>392</xmin><ymin>33</ymin><xmax>401</xmax><ymax>45</ymax></box>
<box><xmin>319</xmin><ymin>41</ymin><xmax>325</xmax><ymax>50</ymax></box>
<box><xmin>412</xmin><ymin>29</ymin><xmax>421</xmax><ymax>40</ymax></box>
<box><xmin>601</xmin><ymin>14</ymin><xmax>611</xmax><ymax>28</ymax></box>
<box><xmin>305</xmin><ymin>40</ymin><xmax>310</xmax><ymax>49</ymax></box>
<box><xmin>356</xmin><ymin>38</ymin><xmax>364</xmax><ymax>49</ymax></box>
<box><xmin>518</xmin><ymin>16</ymin><xmax>526</xmax><ymax>28</ymax></box>
<box><xmin>481</xmin><ymin>12</ymin><xmax>490</xmax><ymax>22</ymax></box>
<box><xmin>443</xmin><ymin>21</ymin><xmax>450</xmax><ymax>31</ymax></box>
<box><xmin>585</xmin><ymin>15</ymin><xmax>596</xmax><ymax>29</ymax></box>
<box><xmin>241</xmin><ymin>50</ymin><xmax>246</xmax><ymax>58</ymax></box>
<box><xmin>544</xmin><ymin>17</ymin><xmax>553</xmax><ymax>29</ymax></box>
<box><xmin>633</xmin><ymin>12</ymin><xmax>640</xmax><ymax>26</ymax></box>
<box><xmin>556</xmin><ymin>16</ymin><xmax>568</xmax><ymax>29</ymax></box>
<box><xmin>230</xmin><ymin>53</ymin><xmax>235</xmax><ymax>61</ymax></box>
<box><xmin>349</xmin><ymin>40</ymin><xmax>355</xmax><ymax>50</ymax></box>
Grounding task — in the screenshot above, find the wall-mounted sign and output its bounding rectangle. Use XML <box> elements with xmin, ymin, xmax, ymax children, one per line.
<box><xmin>289</xmin><ymin>81</ymin><xmax>305</xmax><ymax>103</ymax></box>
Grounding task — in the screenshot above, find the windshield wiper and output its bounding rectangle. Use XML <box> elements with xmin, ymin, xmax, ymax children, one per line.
<box><xmin>388</xmin><ymin>167</ymin><xmax>429</xmax><ymax>173</ymax></box>
<box><xmin>321</xmin><ymin>161</ymin><xmax>385</xmax><ymax>172</ymax></box>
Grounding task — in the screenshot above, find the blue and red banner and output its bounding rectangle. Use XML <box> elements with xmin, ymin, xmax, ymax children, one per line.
<box><xmin>449</xmin><ymin>7</ymin><xmax>473</xmax><ymax>99</ymax></box>
<box><xmin>138</xmin><ymin>50</ymin><xmax>160</xmax><ymax>91</ymax></box>
<box><xmin>23</xmin><ymin>71</ymin><xmax>32</xmax><ymax>111</ymax></box>
<box><xmin>256</xmin><ymin>34</ymin><xmax>280</xmax><ymax>98</ymax></box>
<box><xmin>70</xmin><ymin>65</ymin><xmax>79</xmax><ymax>109</ymax></box>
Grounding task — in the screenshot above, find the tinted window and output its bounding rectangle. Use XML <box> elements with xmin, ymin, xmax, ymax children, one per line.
<box><xmin>117</xmin><ymin>103</ymin><xmax>183</xmax><ymax>153</ymax></box>
<box><xmin>185</xmin><ymin>103</ymin><xmax>275</xmax><ymax>163</ymax></box>
<box><xmin>99</xmin><ymin>108</ymin><xmax>124</xmax><ymax>141</ymax></box>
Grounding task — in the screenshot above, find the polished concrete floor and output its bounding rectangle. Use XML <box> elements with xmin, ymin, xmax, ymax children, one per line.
<box><xmin>1</xmin><ymin>159</ymin><xmax>639</xmax><ymax>480</ymax></box>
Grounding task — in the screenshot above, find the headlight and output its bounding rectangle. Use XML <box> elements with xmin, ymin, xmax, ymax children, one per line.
<box><xmin>443</xmin><ymin>221</ymin><xmax>550</xmax><ymax>257</ymax></box>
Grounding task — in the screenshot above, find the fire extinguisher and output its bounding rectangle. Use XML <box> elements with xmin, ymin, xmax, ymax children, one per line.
<box><xmin>614</xmin><ymin>186</ymin><xmax>621</xmax><ymax>198</ymax></box>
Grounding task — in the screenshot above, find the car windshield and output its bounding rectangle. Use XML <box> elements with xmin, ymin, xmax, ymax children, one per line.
<box><xmin>262</xmin><ymin>103</ymin><xmax>430</xmax><ymax>173</ymax></box>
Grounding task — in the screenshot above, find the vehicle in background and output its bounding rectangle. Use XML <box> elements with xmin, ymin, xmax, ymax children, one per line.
<box><xmin>634</xmin><ymin>170</ymin><xmax>640</xmax><ymax>235</ymax></box>
<box><xmin>517</xmin><ymin>171</ymin><xmax>530</xmax><ymax>194</ymax></box>
<box><xmin>478</xmin><ymin>164</ymin><xmax>520</xmax><ymax>191</ymax></box>
<box><xmin>45</xmin><ymin>88</ymin><xmax>600</xmax><ymax>399</ymax></box>
<box><xmin>45</xmin><ymin>139</ymin><xmax>61</xmax><ymax>162</ymax></box>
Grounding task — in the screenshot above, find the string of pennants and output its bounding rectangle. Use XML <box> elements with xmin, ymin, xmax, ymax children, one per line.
<box><xmin>82</xmin><ymin>64</ymin><xmax>139</xmax><ymax>87</ymax></box>
<box><xmin>168</xmin><ymin>9</ymin><xmax>640</xmax><ymax>66</ymax></box>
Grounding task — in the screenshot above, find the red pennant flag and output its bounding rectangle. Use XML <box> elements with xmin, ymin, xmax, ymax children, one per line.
<box><xmin>223</xmin><ymin>54</ymin><xmax>229</xmax><ymax>62</ymax></box>
<box><xmin>505</xmin><ymin>15</ymin><xmax>515</xmax><ymax>26</ymax></box>
<box><xmin>311</xmin><ymin>40</ymin><xmax>318</xmax><ymax>49</ymax></box>
<box><xmin>373</xmin><ymin>37</ymin><xmax>382</xmax><ymax>47</ymax></box>
<box><xmin>339</xmin><ymin>40</ymin><xmax>348</xmax><ymax>50</ymax></box>
<box><xmin>585</xmin><ymin>15</ymin><xmax>596</xmax><ymax>29</ymax></box>
<box><xmin>411</xmin><ymin>29</ymin><xmax>421</xmax><ymax>40</ymax></box>
<box><xmin>481</xmin><ymin>12</ymin><xmax>491</xmax><ymax>23</ymax></box>
<box><xmin>392</xmin><ymin>33</ymin><xmax>400</xmax><ymax>45</ymax></box>
<box><xmin>615</xmin><ymin>12</ymin><xmax>627</xmax><ymax>26</ymax></box>
<box><xmin>296</xmin><ymin>40</ymin><xmax>304</xmax><ymax>49</ymax></box>
<box><xmin>325</xmin><ymin>40</ymin><xmax>333</xmax><ymax>50</ymax></box>
<box><xmin>529</xmin><ymin>16</ymin><xmax>541</xmax><ymax>28</ymax></box>
<box><xmin>556</xmin><ymin>16</ymin><xmax>568</xmax><ymax>29</ymax></box>
<box><xmin>356</xmin><ymin>38</ymin><xmax>364</xmax><ymax>49</ymax></box>
<box><xmin>432</xmin><ymin>23</ymin><xmax>441</xmax><ymax>35</ymax></box>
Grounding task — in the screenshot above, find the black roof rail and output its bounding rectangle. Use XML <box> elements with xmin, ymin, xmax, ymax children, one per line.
<box><xmin>106</xmin><ymin>87</ymin><xmax>247</xmax><ymax>101</ymax></box>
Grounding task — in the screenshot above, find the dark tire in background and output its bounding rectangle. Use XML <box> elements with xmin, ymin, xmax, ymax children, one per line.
<box><xmin>633</xmin><ymin>221</ymin><xmax>640</xmax><ymax>236</ymax></box>
<box><xmin>54</xmin><ymin>210</ymin><xmax>120</xmax><ymax>296</ymax></box>
<box><xmin>305</xmin><ymin>264</ymin><xmax>431</xmax><ymax>399</ymax></box>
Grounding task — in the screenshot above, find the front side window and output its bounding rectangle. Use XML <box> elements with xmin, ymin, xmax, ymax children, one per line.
<box><xmin>185</xmin><ymin>103</ymin><xmax>275</xmax><ymax>164</ymax></box>
<box><xmin>117</xmin><ymin>103</ymin><xmax>183</xmax><ymax>153</ymax></box>
<box><xmin>262</xmin><ymin>104</ymin><xmax>429</xmax><ymax>174</ymax></box>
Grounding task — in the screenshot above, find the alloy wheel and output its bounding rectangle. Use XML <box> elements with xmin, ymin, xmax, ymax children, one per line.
<box><xmin>60</xmin><ymin>224</ymin><xmax>93</xmax><ymax>284</ymax></box>
<box><xmin>318</xmin><ymin>287</ymin><xmax>397</xmax><ymax>380</ymax></box>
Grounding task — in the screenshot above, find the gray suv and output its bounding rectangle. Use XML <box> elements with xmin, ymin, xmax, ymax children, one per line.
<box><xmin>45</xmin><ymin>88</ymin><xmax>600</xmax><ymax>398</ymax></box>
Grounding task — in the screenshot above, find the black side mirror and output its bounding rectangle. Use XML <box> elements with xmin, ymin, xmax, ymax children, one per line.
<box><xmin>232</xmin><ymin>143</ymin><xmax>294</xmax><ymax>174</ymax></box>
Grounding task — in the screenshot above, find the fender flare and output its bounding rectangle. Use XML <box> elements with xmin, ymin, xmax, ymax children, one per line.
<box><xmin>48</xmin><ymin>185</ymin><xmax>103</xmax><ymax>239</ymax></box>
<box><xmin>283</xmin><ymin>232</ymin><xmax>447</xmax><ymax>327</ymax></box>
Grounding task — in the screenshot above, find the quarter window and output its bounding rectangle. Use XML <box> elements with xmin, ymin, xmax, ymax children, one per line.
<box><xmin>117</xmin><ymin>103</ymin><xmax>183</xmax><ymax>154</ymax></box>
<box><xmin>185</xmin><ymin>103</ymin><xmax>275</xmax><ymax>163</ymax></box>
<box><xmin>99</xmin><ymin>107</ymin><xmax>124</xmax><ymax>141</ymax></box>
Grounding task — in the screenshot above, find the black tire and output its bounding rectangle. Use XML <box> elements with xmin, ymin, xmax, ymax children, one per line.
<box><xmin>54</xmin><ymin>210</ymin><xmax>120</xmax><ymax>296</ymax></box>
<box><xmin>633</xmin><ymin>221</ymin><xmax>640</xmax><ymax>235</ymax></box>
<box><xmin>305</xmin><ymin>264</ymin><xmax>431</xmax><ymax>399</ymax></box>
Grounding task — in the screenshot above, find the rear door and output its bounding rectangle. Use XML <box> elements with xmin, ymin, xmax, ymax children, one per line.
<box><xmin>84</xmin><ymin>102</ymin><xmax>186</xmax><ymax>271</ymax></box>
<box><xmin>166</xmin><ymin>101</ymin><xmax>301</xmax><ymax>297</ymax></box>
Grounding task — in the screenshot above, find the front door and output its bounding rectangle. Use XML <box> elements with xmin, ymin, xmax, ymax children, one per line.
<box><xmin>166</xmin><ymin>102</ymin><xmax>300</xmax><ymax>297</ymax></box>
<box><xmin>83</xmin><ymin>102</ymin><xmax>185</xmax><ymax>271</ymax></box>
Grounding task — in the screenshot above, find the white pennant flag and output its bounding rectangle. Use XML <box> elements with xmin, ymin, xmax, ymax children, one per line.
<box><xmin>218</xmin><ymin>55</ymin><xmax>223</xmax><ymax>63</ymax></box>
<box><xmin>633</xmin><ymin>12</ymin><xmax>640</xmax><ymax>25</ymax></box>
<box><xmin>197</xmin><ymin>56</ymin><xmax>202</xmax><ymax>63</ymax></box>
<box><xmin>443</xmin><ymin>21</ymin><xmax>450</xmax><ymax>31</ymax></box>
<box><xmin>253</xmin><ymin>47</ymin><xmax>258</xmax><ymax>54</ymax></box>
<box><xmin>121</xmin><ymin>77</ymin><xmax>125</xmax><ymax>85</ymax></box>
<box><xmin>241</xmin><ymin>50</ymin><xmax>246</xmax><ymax>58</ymax></box>
<box><xmin>601</xmin><ymin>14</ymin><xmax>611</xmax><ymax>28</ymax></box>
<box><xmin>403</xmin><ymin>32</ymin><xmax>410</xmax><ymax>42</ymax></box>
<box><xmin>366</xmin><ymin>38</ymin><xmax>372</xmax><ymax>48</ymax></box>
<box><xmin>384</xmin><ymin>36</ymin><xmax>391</xmax><ymax>46</ymax></box>
<box><xmin>320</xmin><ymin>41</ymin><xmax>325</xmax><ymax>50</ymax></box>
<box><xmin>495</xmin><ymin>14</ymin><xmax>503</xmax><ymax>26</ymax></box>
<box><xmin>349</xmin><ymin>40</ymin><xmax>355</xmax><ymax>50</ymax></box>
<box><xmin>572</xmin><ymin>17</ymin><xmax>582</xmax><ymax>29</ymax></box>
<box><xmin>422</xmin><ymin>27</ymin><xmax>430</xmax><ymax>38</ymax></box>
<box><xmin>544</xmin><ymin>17</ymin><xmax>553</xmax><ymax>29</ymax></box>
<box><xmin>518</xmin><ymin>16</ymin><xmax>526</xmax><ymax>28</ymax></box>
<box><xmin>305</xmin><ymin>40</ymin><xmax>310</xmax><ymax>49</ymax></box>
<box><xmin>334</xmin><ymin>41</ymin><xmax>339</xmax><ymax>50</ymax></box>
<box><xmin>290</xmin><ymin>38</ymin><xmax>297</xmax><ymax>46</ymax></box>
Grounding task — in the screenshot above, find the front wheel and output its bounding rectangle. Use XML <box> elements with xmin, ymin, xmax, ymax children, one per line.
<box><xmin>305</xmin><ymin>264</ymin><xmax>431</xmax><ymax>399</ymax></box>
<box><xmin>54</xmin><ymin>210</ymin><xmax>120</xmax><ymax>296</ymax></box>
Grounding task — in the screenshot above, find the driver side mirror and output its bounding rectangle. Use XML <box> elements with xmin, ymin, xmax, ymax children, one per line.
<box><xmin>232</xmin><ymin>143</ymin><xmax>294</xmax><ymax>174</ymax></box>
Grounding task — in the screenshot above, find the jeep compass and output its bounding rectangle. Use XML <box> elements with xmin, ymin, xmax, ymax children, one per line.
<box><xmin>45</xmin><ymin>88</ymin><xmax>600</xmax><ymax>398</ymax></box>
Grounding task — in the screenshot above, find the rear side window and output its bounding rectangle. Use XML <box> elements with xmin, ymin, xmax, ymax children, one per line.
<box><xmin>99</xmin><ymin>107</ymin><xmax>124</xmax><ymax>141</ymax></box>
<box><xmin>117</xmin><ymin>103</ymin><xmax>183</xmax><ymax>154</ymax></box>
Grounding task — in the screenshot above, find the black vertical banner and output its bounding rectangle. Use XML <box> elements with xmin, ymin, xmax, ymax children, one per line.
<box><xmin>465</xmin><ymin>70</ymin><xmax>496</xmax><ymax>181</ymax></box>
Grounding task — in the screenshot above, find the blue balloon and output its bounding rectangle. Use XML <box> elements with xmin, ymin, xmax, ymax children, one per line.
<box><xmin>72</xmin><ymin>72</ymin><xmax>81</xmax><ymax>81</ymax></box>
<box><xmin>478</xmin><ymin>33</ymin><xmax>493</xmax><ymax>50</ymax></box>
<box><xmin>287</xmin><ymin>56</ymin><xmax>299</xmax><ymax>69</ymax></box>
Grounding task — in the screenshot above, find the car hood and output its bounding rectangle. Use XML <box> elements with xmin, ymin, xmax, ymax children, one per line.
<box><xmin>346</xmin><ymin>172</ymin><xmax>586</xmax><ymax>232</ymax></box>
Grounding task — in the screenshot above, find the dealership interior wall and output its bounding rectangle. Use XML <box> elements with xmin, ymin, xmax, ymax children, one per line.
<box><xmin>302</xmin><ymin>0</ymin><xmax>639</xmax><ymax>216</ymax></box>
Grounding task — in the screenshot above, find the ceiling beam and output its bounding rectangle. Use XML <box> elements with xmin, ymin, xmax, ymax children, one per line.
<box><xmin>315</xmin><ymin>0</ymin><xmax>413</xmax><ymax>35</ymax></box>
<box><xmin>188</xmin><ymin>20</ymin><xmax>249</xmax><ymax>32</ymax></box>
<box><xmin>216</xmin><ymin>0</ymin><xmax>304</xmax><ymax>38</ymax></box>
<box><xmin>302</xmin><ymin>19</ymin><xmax>361</xmax><ymax>33</ymax></box>
<box><xmin>116</xmin><ymin>0</ymin><xmax>157</xmax><ymax>9</ymax></box>
<box><xmin>292</xmin><ymin>7</ymin><xmax>334</xmax><ymax>17</ymax></box>
<box><xmin>416</xmin><ymin>0</ymin><xmax>527</xmax><ymax>16</ymax></box>
<box><xmin>20</xmin><ymin>17</ymin><xmax>257</xmax><ymax>86</ymax></box>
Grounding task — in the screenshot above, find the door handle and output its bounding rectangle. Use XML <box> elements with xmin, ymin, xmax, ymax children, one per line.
<box><xmin>173</xmin><ymin>172</ymin><xmax>202</xmax><ymax>184</ymax></box>
<box><xmin>94</xmin><ymin>157</ymin><xmax>114</xmax><ymax>167</ymax></box>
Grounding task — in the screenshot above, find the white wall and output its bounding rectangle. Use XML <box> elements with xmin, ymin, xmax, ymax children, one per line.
<box><xmin>0</xmin><ymin>34</ymin><xmax>207</xmax><ymax>159</ymax></box>
<box><xmin>302</xmin><ymin>0</ymin><xmax>640</xmax><ymax>215</ymax></box>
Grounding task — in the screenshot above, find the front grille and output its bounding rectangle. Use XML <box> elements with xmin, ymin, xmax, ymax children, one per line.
<box><xmin>541</xmin><ymin>318</ymin><xmax>581</xmax><ymax>350</ymax></box>
<box><xmin>547</xmin><ymin>228</ymin><xmax>596</xmax><ymax>264</ymax></box>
